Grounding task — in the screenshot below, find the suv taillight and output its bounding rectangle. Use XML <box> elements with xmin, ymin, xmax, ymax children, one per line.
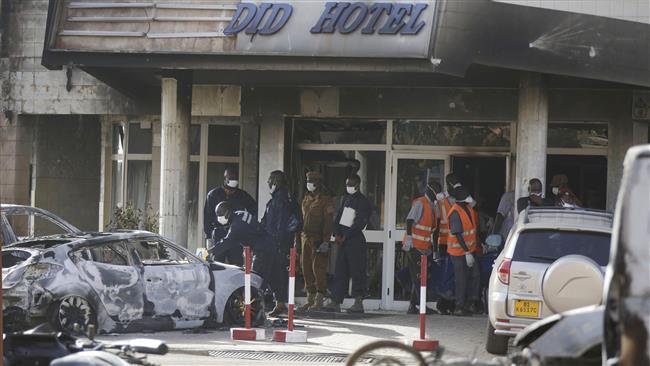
<box><xmin>497</xmin><ymin>258</ymin><xmax>512</xmax><ymax>285</ymax></box>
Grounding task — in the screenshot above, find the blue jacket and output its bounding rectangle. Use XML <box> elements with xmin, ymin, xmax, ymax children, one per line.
<box><xmin>212</xmin><ymin>211</ymin><xmax>273</xmax><ymax>259</ymax></box>
<box><xmin>262</xmin><ymin>187</ymin><xmax>302</xmax><ymax>247</ymax></box>
<box><xmin>203</xmin><ymin>186</ymin><xmax>257</xmax><ymax>238</ymax></box>
<box><xmin>334</xmin><ymin>191</ymin><xmax>371</xmax><ymax>241</ymax></box>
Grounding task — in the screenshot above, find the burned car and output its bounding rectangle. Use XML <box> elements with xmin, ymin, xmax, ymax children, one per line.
<box><xmin>2</xmin><ymin>206</ymin><xmax>265</xmax><ymax>334</ymax></box>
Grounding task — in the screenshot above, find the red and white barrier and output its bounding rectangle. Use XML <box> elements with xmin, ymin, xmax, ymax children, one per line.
<box><xmin>412</xmin><ymin>254</ymin><xmax>439</xmax><ymax>351</ymax></box>
<box><xmin>273</xmin><ymin>247</ymin><xmax>308</xmax><ymax>343</ymax></box>
<box><xmin>231</xmin><ymin>246</ymin><xmax>265</xmax><ymax>341</ymax></box>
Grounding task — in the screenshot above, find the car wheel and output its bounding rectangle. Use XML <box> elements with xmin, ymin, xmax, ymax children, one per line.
<box><xmin>52</xmin><ymin>296</ymin><xmax>97</xmax><ymax>333</ymax></box>
<box><xmin>224</xmin><ymin>287</ymin><xmax>265</xmax><ymax>327</ymax></box>
<box><xmin>485</xmin><ymin>320</ymin><xmax>509</xmax><ymax>355</ymax></box>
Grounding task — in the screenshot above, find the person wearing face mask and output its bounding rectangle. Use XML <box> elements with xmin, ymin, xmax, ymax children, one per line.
<box><xmin>204</xmin><ymin>168</ymin><xmax>257</xmax><ymax>265</ymax></box>
<box><xmin>323</xmin><ymin>174</ymin><xmax>371</xmax><ymax>314</ymax></box>
<box><xmin>549</xmin><ymin>174</ymin><xmax>583</xmax><ymax>207</ymax></box>
<box><xmin>261</xmin><ymin>170</ymin><xmax>303</xmax><ymax>317</ymax></box>
<box><xmin>447</xmin><ymin>186</ymin><xmax>481</xmax><ymax>316</ymax></box>
<box><xmin>296</xmin><ymin>171</ymin><xmax>335</xmax><ymax>312</ymax></box>
<box><xmin>210</xmin><ymin>201</ymin><xmax>273</xmax><ymax>273</ymax></box>
<box><xmin>516</xmin><ymin>178</ymin><xmax>554</xmax><ymax>213</ymax></box>
<box><xmin>402</xmin><ymin>177</ymin><xmax>441</xmax><ymax>315</ymax></box>
<box><xmin>558</xmin><ymin>187</ymin><xmax>581</xmax><ymax>208</ymax></box>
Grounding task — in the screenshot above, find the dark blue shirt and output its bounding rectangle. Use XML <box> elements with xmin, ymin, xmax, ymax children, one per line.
<box><xmin>261</xmin><ymin>187</ymin><xmax>301</xmax><ymax>246</ymax></box>
<box><xmin>203</xmin><ymin>186</ymin><xmax>257</xmax><ymax>238</ymax></box>
<box><xmin>213</xmin><ymin>211</ymin><xmax>273</xmax><ymax>258</ymax></box>
<box><xmin>334</xmin><ymin>191</ymin><xmax>371</xmax><ymax>240</ymax></box>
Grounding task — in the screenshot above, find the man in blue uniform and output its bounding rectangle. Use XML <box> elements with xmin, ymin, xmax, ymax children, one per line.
<box><xmin>203</xmin><ymin>168</ymin><xmax>257</xmax><ymax>265</ymax></box>
<box><xmin>261</xmin><ymin>170</ymin><xmax>303</xmax><ymax>317</ymax></box>
<box><xmin>210</xmin><ymin>201</ymin><xmax>273</xmax><ymax>274</ymax></box>
<box><xmin>323</xmin><ymin>174</ymin><xmax>371</xmax><ymax>314</ymax></box>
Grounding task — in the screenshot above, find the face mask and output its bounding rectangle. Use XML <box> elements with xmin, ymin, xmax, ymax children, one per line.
<box><xmin>226</xmin><ymin>180</ymin><xmax>238</xmax><ymax>188</ymax></box>
<box><xmin>306</xmin><ymin>182</ymin><xmax>316</xmax><ymax>192</ymax></box>
<box><xmin>465</xmin><ymin>195</ymin><xmax>476</xmax><ymax>207</ymax></box>
<box><xmin>269</xmin><ymin>185</ymin><xmax>277</xmax><ymax>194</ymax></box>
<box><xmin>552</xmin><ymin>187</ymin><xmax>559</xmax><ymax>196</ymax></box>
<box><xmin>436</xmin><ymin>192</ymin><xmax>445</xmax><ymax>200</ymax></box>
<box><xmin>217</xmin><ymin>216</ymin><xmax>228</xmax><ymax>225</ymax></box>
<box><xmin>346</xmin><ymin>186</ymin><xmax>357</xmax><ymax>195</ymax></box>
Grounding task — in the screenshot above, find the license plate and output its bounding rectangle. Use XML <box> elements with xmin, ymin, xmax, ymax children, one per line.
<box><xmin>514</xmin><ymin>300</ymin><xmax>540</xmax><ymax>318</ymax></box>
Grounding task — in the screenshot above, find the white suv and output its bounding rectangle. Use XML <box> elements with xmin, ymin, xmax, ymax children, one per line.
<box><xmin>486</xmin><ymin>207</ymin><xmax>612</xmax><ymax>355</ymax></box>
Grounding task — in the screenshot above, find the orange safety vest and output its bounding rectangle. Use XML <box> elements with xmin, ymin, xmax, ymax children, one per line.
<box><xmin>436</xmin><ymin>195</ymin><xmax>453</xmax><ymax>246</ymax></box>
<box><xmin>410</xmin><ymin>196</ymin><xmax>437</xmax><ymax>250</ymax></box>
<box><xmin>446</xmin><ymin>203</ymin><xmax>478</xmax><ymax>256</ymax></box>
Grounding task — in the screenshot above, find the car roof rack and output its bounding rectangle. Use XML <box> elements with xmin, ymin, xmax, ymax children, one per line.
<box><xmin>521</xmin><ymin>206</ymin><xmax>613</xmax><ymax>228</ymax></box>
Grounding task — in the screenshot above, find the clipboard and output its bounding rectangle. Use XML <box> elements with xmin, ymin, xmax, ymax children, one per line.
<box><xmin>339</xmin><ymin>207</ymin><xmax>356</xmax><ymax>227</ymax></box>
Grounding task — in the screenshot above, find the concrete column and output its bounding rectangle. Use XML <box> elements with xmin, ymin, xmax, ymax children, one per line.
<box><xmin>515</xmin><ymin>72</ymin><xmax>548</xmax><ymax>201</ymax></box>
<box><xmin>159</xmin><ymin>76</ymin><xmax>191</xmax><ymax>246</ymax></box>
<box><xmin>257</xmin><ymin>116</ymin><xmax>285</xmax><ymax>216</ymax></box>
<box><xmin>98</xmin><ymin>116</ymin><xmax>112</xmax><ymax>230</ymax></box>
<box><xmin>241</xmin><ymin>121</ymin><xmax>260</xmax><ymax>201</ymax></box>
<box><xmin>606</xmin><ymin>120</ymin><xmax>648</xmax><ymax>211</ymax></box>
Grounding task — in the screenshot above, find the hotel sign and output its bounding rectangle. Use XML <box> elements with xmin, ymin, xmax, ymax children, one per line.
<box><xmin>224</xmin><ymin>1</ymin><xmax>436</xmax><ymax>58</ymax></box>
<box><xmin>54</xmin><ymin>0</ymin><xmax>436</xmax><ymax>59</ymax></box>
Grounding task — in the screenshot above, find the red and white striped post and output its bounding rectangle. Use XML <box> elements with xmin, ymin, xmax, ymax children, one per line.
<box><xmin>412</xmin><ymin>254</ymin><xmax>439</xmax><ymax>351</ymax></box>
<box><xmin>231</xmin><ymin>246</ymin><xmax>265</xmax><ymax>341</ymax></box>
<box><xmin>273</xmin><ymin>247</ymin><xmax>308</xmax><ymax>343</ymax></box>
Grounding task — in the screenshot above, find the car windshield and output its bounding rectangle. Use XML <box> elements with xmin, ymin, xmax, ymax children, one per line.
<box><xmin>513</xmin><ymin>229</ymin><xmax>611</xmax><ymax>266</ymax></box>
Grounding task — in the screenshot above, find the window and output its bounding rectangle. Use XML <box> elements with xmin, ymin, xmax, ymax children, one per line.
<box><xmin>294</xmin><ymin>119</ymin><xmax>386</xmax><ymax>144</ymax></box>
<box><xmin>187</xmin><ymin>123</ymin><xmax>242</xmax><ymax>252</ymax></box>
<box><xmin>208</xmin><ymin>125</ymin><xmax>240</xmax><ymax>156</ymax></box>
<box><xmin>547</xmin><ymin>123</ymin><xmax>608</xmax><ymax>148</ymax></box>
<box><xmin>131</xmin><ymin>237</ymin><xmax>198</xmax><ymax>265</ymax></box>
<box><xmin>110</xmin><ymin>122</ymin><xmax>154</xmax><ymax>216</ymax></box>
<box><xmin>513</xmin><ymin>230</ymin><xmax>611</xmax><ymax>266</ymax></box>
<box><xmin>393</xmin><ymin>120</ymin><xmax>511</xmax><ymax>147</ymax></box>
<box><xmin>295</xmin><ymin>150</ymin><xmax>385</xmax><ymax>230</ymax></box>
<box><xmin>88</xmin><ymin>242</ymin><xmax>130</xmax><ymax>266</ymax></box>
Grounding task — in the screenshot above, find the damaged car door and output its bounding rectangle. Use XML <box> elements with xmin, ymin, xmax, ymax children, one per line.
<box><xmin>130</xmin><ymin>237</ymin><xmax>215</xmax><ymax>328</ymax></box>
<box><xmin>72</xmin><ymin>241</ymin><xmax>145</xmax><ymax>329</ymax></box>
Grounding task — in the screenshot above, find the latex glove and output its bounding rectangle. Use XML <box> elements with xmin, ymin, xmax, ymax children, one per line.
<box><xmin>432</xmin><ymin>251</ymin><xmax>441</xmax><ymax>262</ymax></box>
<box><xmin>465</xmin><ymin>252</ymin><xmax>475</xmax><ymax>268</ymax></box>
<box><xmin>316</xmin><ymin>242</ymin><xmax>330</xmax><ymax>254</ymax></box>
<box><xmin>402</xmin><ymin>236</ymin><xmax>413</xmax><ymax>252</ymax></box>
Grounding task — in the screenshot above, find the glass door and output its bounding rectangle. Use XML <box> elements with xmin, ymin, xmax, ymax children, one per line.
<box><xmin>384</xmin><ymin>153</ymin><xmax>449</xmax><ymax>310</ymax></box>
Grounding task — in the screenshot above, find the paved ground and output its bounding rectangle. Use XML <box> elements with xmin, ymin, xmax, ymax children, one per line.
<box><xmin>98</xmin><ymin>311</ymin><xmax>496</xmax><ymax>365</ymax></box>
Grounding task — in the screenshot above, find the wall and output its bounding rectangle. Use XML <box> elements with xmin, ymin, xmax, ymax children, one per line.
<box><xmin>0</xmin><ymin>0</ymin><xmax>147</xmax><ymax>207</ymax></box>
<box><xmin>31</xmin><ymin>115</ymin><xmax>101</xmax><ymax>231</ymax></box>
<box><xmin>0</xmin><ymin>113</ymin><xmax>31</xmax><ymax>205</ymax></box>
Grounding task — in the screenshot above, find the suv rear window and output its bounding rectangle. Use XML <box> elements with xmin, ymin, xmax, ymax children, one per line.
<box><xmin>513</xmin><ymin>230</ymin><xmax>611</xmax><ymax>266</ymax></box>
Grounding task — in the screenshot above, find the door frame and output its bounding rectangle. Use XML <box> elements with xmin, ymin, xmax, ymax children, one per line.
<box><xmin>383</xmin><ymin>152</ymin><xmax>450</xmax><ymax>310</ymax></box>
<box><xmin>383</xmin><ymin>151</ymin><xmax>511</xmax><ymax>311</ymax></box>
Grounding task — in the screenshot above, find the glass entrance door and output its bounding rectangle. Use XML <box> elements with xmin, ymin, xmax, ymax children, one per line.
<box><xmin>384</xmin><ymin>153</ymin><xmax>449</xmax><ymax>310</ymax></box>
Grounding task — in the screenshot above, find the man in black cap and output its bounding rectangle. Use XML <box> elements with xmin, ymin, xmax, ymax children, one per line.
<box><xmin>203</xmin><ymin>167</ymin><xmax>257</xmax><ymax>265</ymax></box>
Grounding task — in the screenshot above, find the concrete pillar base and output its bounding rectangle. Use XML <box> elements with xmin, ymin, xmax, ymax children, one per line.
<box><xmin>272</xmin><ymin>330</ymin><xmax>308</xmax><ymax>343</ymax></box>
<box><xmin>412</xmin><ymin>339</ymin><xmax>439</xmax><ymax>352</ymax></box>
<box><xmin>230</xmin><ymin>328</ymin><xmax>266</xmax><ymax>341</ymax></box>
